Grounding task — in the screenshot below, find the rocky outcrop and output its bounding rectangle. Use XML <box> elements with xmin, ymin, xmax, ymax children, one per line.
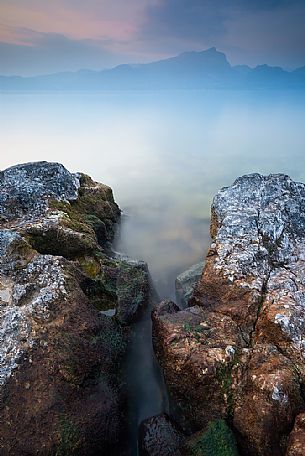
<box><xmin>153</xmin><ymin>174</ymin><xmax>305</xmax><ymax>456</ymax></box>
<box><xmin>0</xmin><ymin>162</ymin><xmax>148</xmax><ymax>455</ymax></box>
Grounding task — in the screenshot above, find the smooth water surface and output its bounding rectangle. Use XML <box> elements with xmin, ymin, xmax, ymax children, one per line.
<box><xmin>2</xmin><ymin>89</ymin><xmax>304</xmax><ymax>298</ymax></box>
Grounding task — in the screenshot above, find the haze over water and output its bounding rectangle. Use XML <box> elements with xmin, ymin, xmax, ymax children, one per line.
<box><xmin>1</xmin><ymin>89</ymin><xmax>305</xmax><ymax>298</ymax></box>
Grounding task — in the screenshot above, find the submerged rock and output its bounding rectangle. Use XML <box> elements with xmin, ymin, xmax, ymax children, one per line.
<box><xmin>153</xmin><ymin>174</ymin><xmax>305</xmax><ymax>456</ymax></box>
<box><xmin>175</xmin><ymin>262</ymin><xmax>204</xmax><ymax>307</ymax></box>
<box><xmin>0</xmin><ymin>162</ymin><xmax>144</xmax><ymax>455</ymax></box>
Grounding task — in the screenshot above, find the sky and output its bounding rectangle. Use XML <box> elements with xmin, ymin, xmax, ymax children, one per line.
<box><xmin>0</xmin><ymin>0</ymin><xmax>305</xmax><ymax>75</ymax></box>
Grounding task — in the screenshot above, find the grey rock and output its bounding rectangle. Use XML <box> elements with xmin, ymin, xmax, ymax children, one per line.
<box><xmin>0</xmin><ymin>161</ymin><xmax>126</xmax><ymax>454</ymax></box>
<box><xmin>0</xmin><ymin>161</ymin><xmax>80</xmax><ymax>223</ymax></box>
<box><xmin>139</xmin><ymin>413</ymin><xmax>184</xmax><ymax>456</ymax></box>
<box><xmin>153</xmin><ymin>173</ymin><xmax>305</xmax><ymax>455</ymax></box>
<box><xmin>175</xmin><ymin>262</ymin><xmax>204</xmax><ymax>307</ymax></box>
<box><xmin>211</xmin><ymin>173</ymin><xmax>305</xmax><ymax>360</ymax></box>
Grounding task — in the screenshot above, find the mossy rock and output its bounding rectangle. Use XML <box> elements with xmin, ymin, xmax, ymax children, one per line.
<box><xmin>116</xmin><ymin>263</ymin><xmax>150</xmax><ymax>324</ymax></box>
<box><xmin>77</xmin><ymin>255</ymin><xmax>102</xmax><ymax>279</ymax></box>
<box><xmin>185</xmin><ymin>420</ymin><xmax>239</xmax><ymax>456</ymax></box>
<box><xmin>91</xmin><ymin>316</ymin><xmax>127</xmax><ymax>367</ymax></box>
<box><xmin>26</xmin><ymin>225</ymin><xmax>98</xmax><ymax>260</ymax></box>
<box><xmin>80</xmin><ymin>275</ymin><xmax>117</xmax><ymax>312</ymax></box>
<box><xmin>48</xmin><ymin>175</ymin><xmax>120</xmax><ymax>248</ymax></box>
<box><xmin>56</xmin><ymin>415</ymin><xmax>81</xmax><ymax>456</ymax></box>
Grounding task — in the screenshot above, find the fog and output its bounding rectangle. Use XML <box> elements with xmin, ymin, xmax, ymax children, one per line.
<box><xmin>1</xmin><ymin>89</ymin><xmax>305</xmax><ymax>297</ymax></box>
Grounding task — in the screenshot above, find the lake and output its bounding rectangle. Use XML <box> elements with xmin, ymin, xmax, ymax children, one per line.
<box><xmin>1</xmin><ymin>89</ymin><xmax>305</xmax><ymax>299</ymax></box>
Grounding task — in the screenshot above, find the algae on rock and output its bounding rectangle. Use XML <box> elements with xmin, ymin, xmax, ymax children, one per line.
<box><xmin>153</xmin><ymin>174</ymin><xmax>305</xmax><ymax>456</ymax></box>
<box><xmin>0</xmin><ymin>161</ymin><xmax>149</xmax><ymax>455</ymax></box>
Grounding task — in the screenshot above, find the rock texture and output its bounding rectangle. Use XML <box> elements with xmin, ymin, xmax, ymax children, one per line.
<box><xmin>0</xmin><ymin>162</ymin><xmax>147</xmax><ymax>455</ymax></box>
<box><xmin>153</xmin><ymin>174</ymin><xmax>305</xmax><ymax>456</ymax></box>
<box><xmin>182</xmin><ymin>419</ymin><xmax>239</xmax><ymax>456</ymax></box>
<box><xmin>139</xmin><ymin>413</ymin><xmax>184</xmax><ymax>456</ymax></box>
<box><xmin>286</xmin><ymin>413</ymin><xmax>305</xmax><ymax>456</ymax></box>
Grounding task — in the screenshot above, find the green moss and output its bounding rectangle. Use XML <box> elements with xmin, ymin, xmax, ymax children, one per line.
<box><xmin>216</xmin><ymin>363</ymin><xmax>233</xmax><ymax>393</ymax></box>
<box><xmin>115</xmin><ymin>264</ymin><xmax>149</xmax><ymax>323</ymax></box>
<box><xmin>78</xmin><ymin>173</ymin><xmax>95</xmax><ymax>187</ymax></box>
<box><xmin>187</xmin><ymin>420</ymin><xmax>239</xmax><ymax>456</ymax></box>
<box><xmin>49</xmin><ymin>183</ymin><xmax>119</xmax><ymax>247</ymax></box>
<box><xmin>81</xmin><ymin>275</ymin><xmax>117</xmax><ymax>311</ymax></box>
<box><xmin>215</xmin><ymin>351</ymin><xmax>240</xmax><ymax>416</ymax></box>
<box><xmin>183</xmin><ymin>322</ymin><xmax>192</xmax><ymax>332</ymax></box>
<box><xmin>117</xmin><ymin>266</ymin><xmax>147</xmax><ymax>301</ymax></box>
<box><xmin>77</xmin><ymin>256</ymin><xmax>101</xmax><ymax>279</ymax></box>
<box><xmin>91</xmin><ymin>321</ymin><xmax>126</xmax><ymax>356</ymax></box>
<box><xmin>48</xmin><ymin>200</ymin><xmax>94</xmax><ymax>235</ymax></box>
<box><xmin>183</xmin><ymin>322</ymin><xmax>206</xmax><ymax>343</ymax></box>
<box><xmin>56</xmin><ymin>415</ymin><xmax>81</xmax><ymax>456</ymax></box>
<box><xmin>26</xmin><ymin>226</ymin><xmax>96</xmax><ymax>260</ymax></box>
<box><xmin>71</xmin><ymin>192</ymin><xmax>113</xmax><ymax>223</ymax></box>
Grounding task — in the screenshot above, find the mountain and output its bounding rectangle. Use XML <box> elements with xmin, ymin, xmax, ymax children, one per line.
<box><xmin>0</xmin><ymin>47</ymin><xmax>304</xmax><ymax>90</ymax></box>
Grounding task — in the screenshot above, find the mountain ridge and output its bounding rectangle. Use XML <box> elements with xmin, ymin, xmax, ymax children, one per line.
<box><xmin>1</xmin><ymin>47</ymin><xmax>304</xmax><ymax>90</ymax></box>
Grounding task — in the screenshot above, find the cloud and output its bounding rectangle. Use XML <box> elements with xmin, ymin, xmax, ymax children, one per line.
<box><xmin>0</xmin><ymin>26</ymin><xmax>126</xmax><ymax>75</ymax></box>
<box><xmin>0</xmin><ymin>0</ymin><xmax>304</xmax><ymax>74</ymax></box>
<box><xmin>140</xmin><ymin>0</ymin><xmax>305</xmax><ymax>67</ymax></box>
<box><xmin>0</xmin><ymin>0</ymin><xmax>158</xmax><ymax>41</ymax></box>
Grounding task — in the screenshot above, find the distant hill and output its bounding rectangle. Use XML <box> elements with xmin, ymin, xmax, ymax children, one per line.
<box><xmin>1</xmin><ymin>47</ymin><xmax>304</xmax><ymax>90</ymax></box>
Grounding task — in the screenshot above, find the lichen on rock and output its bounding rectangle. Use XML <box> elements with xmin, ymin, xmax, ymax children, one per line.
<box><xmin>0</xmin><ymin>161</ymin><xmax>142</xmax><ymax>455</ymax></box>
<box><xmin>153</xmin><ymin>173</ymin><xmax>305</xmax><ymax>456</ymax></box>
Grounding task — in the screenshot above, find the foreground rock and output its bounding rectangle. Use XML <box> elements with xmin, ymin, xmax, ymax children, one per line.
<box><xmin>139</xmin><ymin>413</ymin><xmax>184</xmax><ymax>456</ymax></box>
<box><xmin>0</xmin><ymin>162</ymin><xmax>148</xmax><ymax>455</ymax></box>
<box><xmin>153</xmin><ymin>174</ymin><xmax>305</xmax><ymax>456</ymax></box>
<box><xmin>286</xmin><ymin>413</ymin><xmax>305</xmax><ymax>456</ymax></box>
<box><xmin>182</xmin><ymin>419</ymin><xmax>239</xmax><ymax>456</ymax></box>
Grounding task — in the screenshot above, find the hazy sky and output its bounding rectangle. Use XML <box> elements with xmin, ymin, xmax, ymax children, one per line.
<box><xmin>0</xmin><ymin>0</ymin><xmax>305</xmax><ymax>75</ymax></box>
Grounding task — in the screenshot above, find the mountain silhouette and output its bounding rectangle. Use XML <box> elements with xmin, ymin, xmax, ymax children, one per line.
<box><xmin>1</xmin><ymin>47</ymin><xmax>304</xmax><ymax>90</ymax></box>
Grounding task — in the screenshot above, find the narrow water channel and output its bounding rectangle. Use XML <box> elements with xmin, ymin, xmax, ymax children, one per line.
<box><xmin>123</xmin><ymin>293</ymin><xmax>169</xmax><ymax>455</ymax></box>
<box><xmin>114</xmin><ymin>212</ymin><xmax>210</xmax><ymax>455</ymax></box>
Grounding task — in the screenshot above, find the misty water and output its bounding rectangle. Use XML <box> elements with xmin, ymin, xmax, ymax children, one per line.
<box><xmin>1</xmin><ymin>89</ymin><xmax>305</xmax><ymax>453</ymax></box>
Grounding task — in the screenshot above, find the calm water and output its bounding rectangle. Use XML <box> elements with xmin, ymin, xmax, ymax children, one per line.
<box><xmin>1</xmin><ymin>89</ymin><xmax>305</xmax><ymax>453</ymax></box>
<box><xmin>2</xmin><ymin>89</ymin><xmax>304</xmax><ymax>298</ymax></box>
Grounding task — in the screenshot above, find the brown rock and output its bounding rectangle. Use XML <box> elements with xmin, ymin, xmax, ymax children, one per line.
<box><xmin>233</xmin><ymin>345</ymin><xmax>303</xmax><ymax>456</ymax></box>
<box><xmin>0</xmin><ymin>162</ymin><xmax>130</xmax><ymax>455</ymax></box>
<box><xmin>153</xmin><ymin>300</ymin><xmax>242</xmax><ymax>430</ymax></box>
<box><xmin>286</xmin><ymin>413</ymin><xmax>305</xmax><ymax>456</ymax></box>
<box><xmin>153</xmin><ymin>174</ymin><xmax>305</xmax><ymax>455</ymax></box>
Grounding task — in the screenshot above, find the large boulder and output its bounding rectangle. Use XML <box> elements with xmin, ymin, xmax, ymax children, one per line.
<box><xmin>153</xmin><ymin>174</ymin><xmax>305</xmax><ymax>456</ymax></box>
<box><xmin>0</xmin><ymin>162</ymin><xmax>144</xmax><ymax>455</ymax></box>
